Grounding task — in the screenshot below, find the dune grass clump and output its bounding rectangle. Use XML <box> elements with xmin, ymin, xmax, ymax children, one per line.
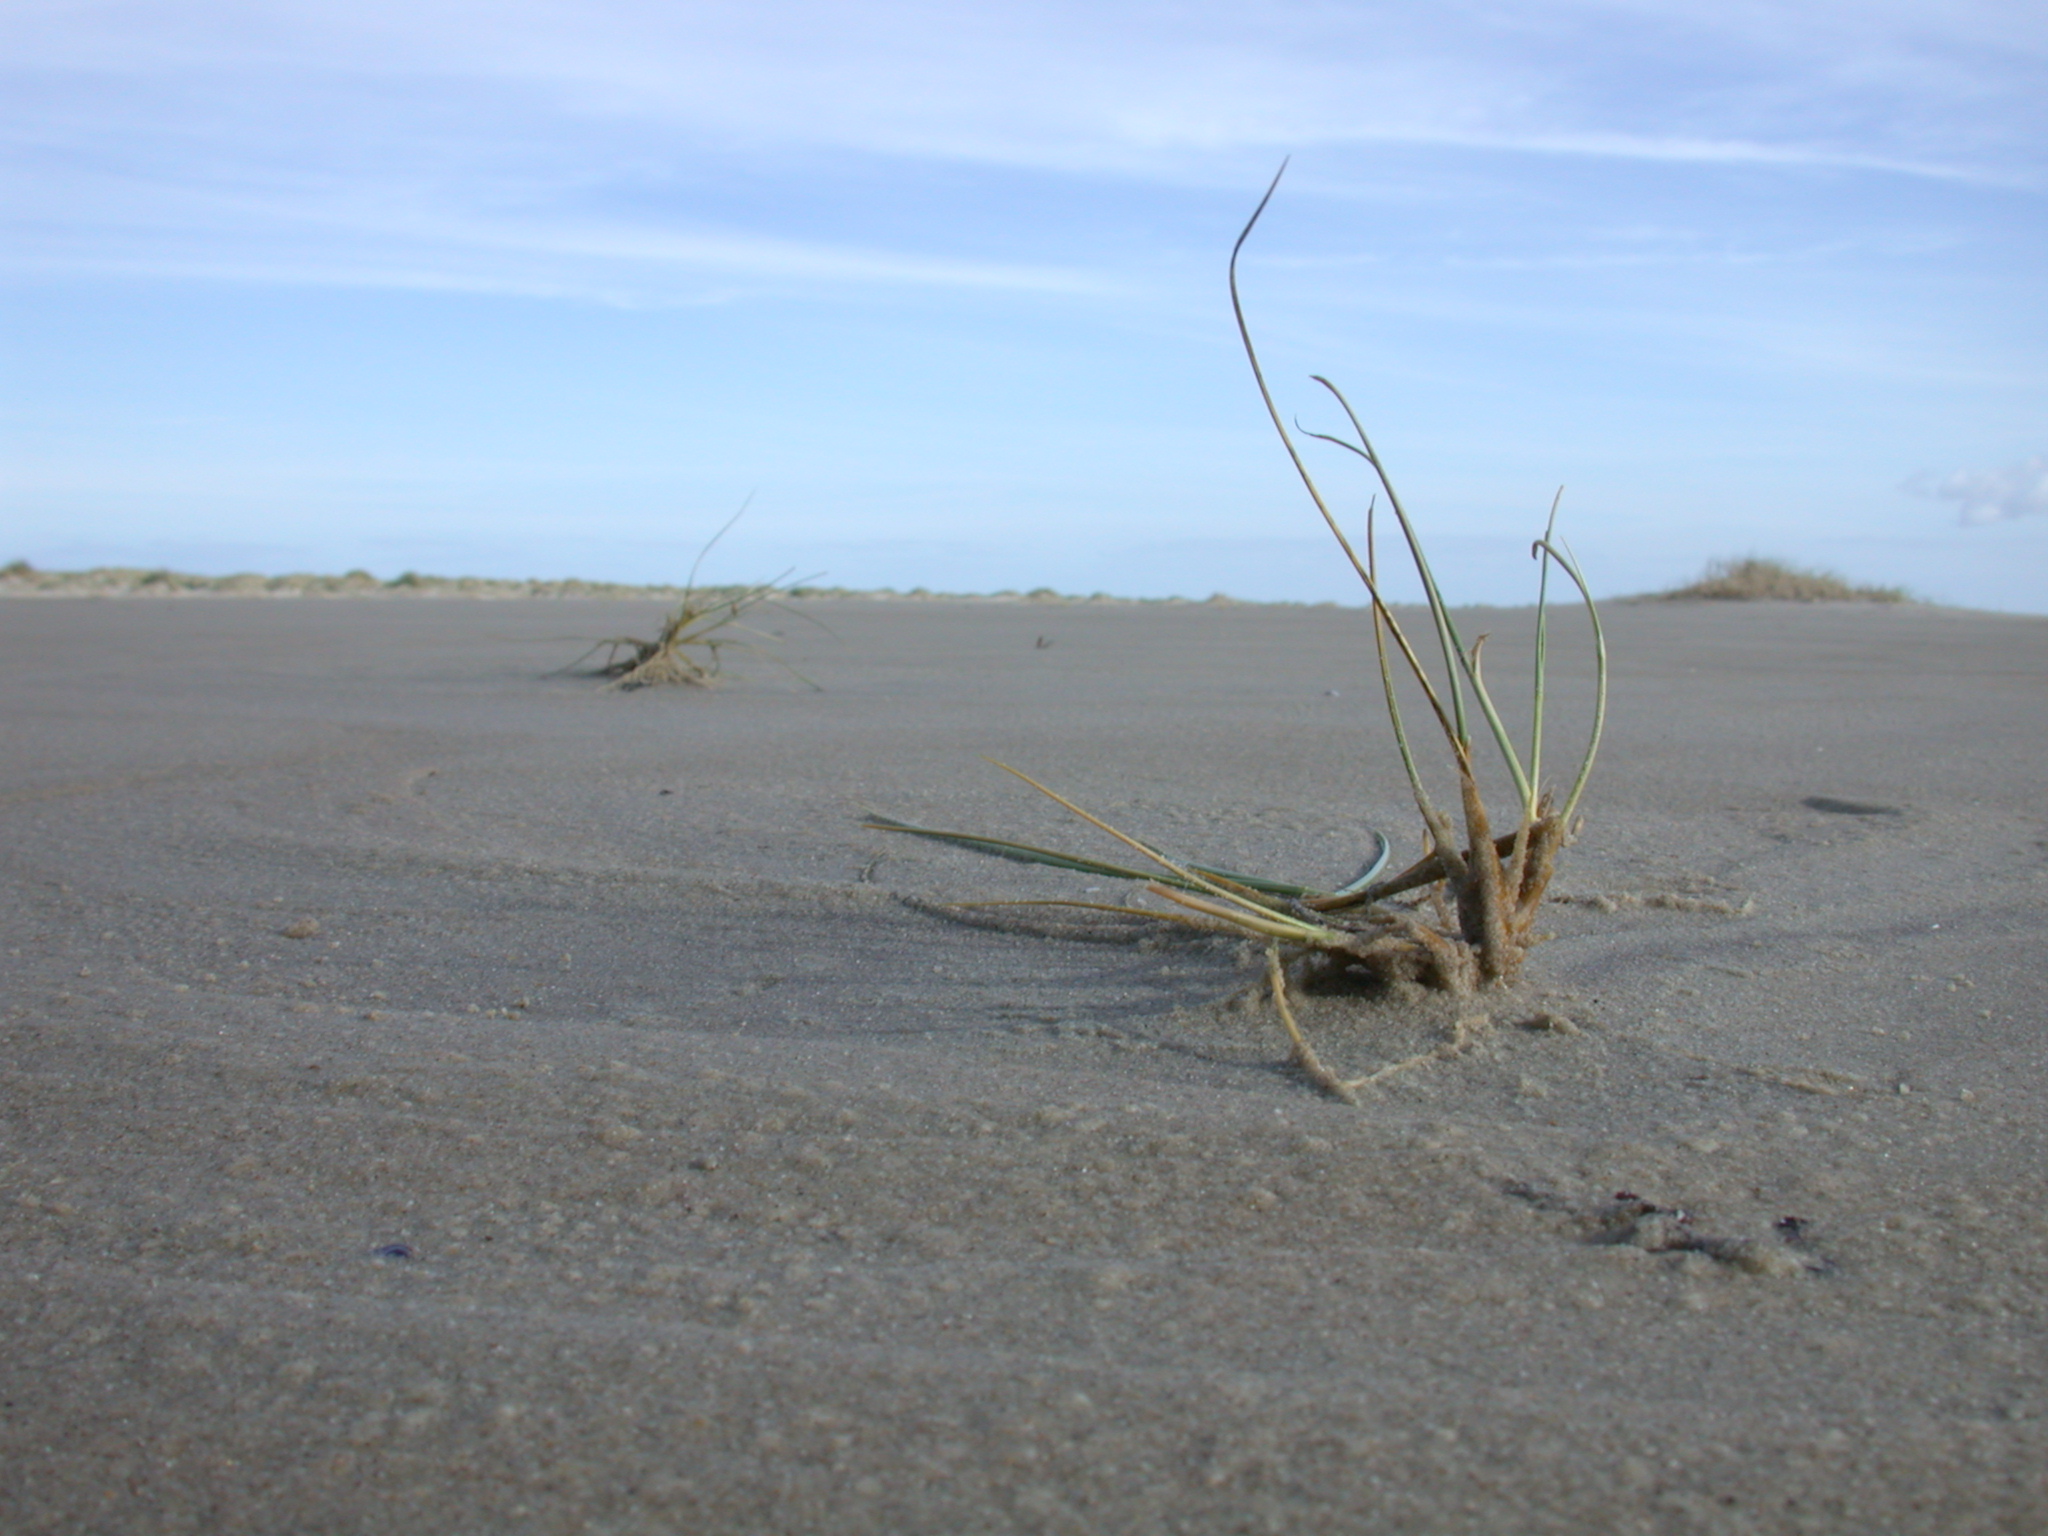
<box><xmin>872</xmin><ymin>165</ymin><xmax>1606</xmax><ymax>1102</ymax></box>
<box><xmin>1664</xmin><ymin>557</ymin><xmax>1908</xmax><ymax>604</ymax></box>
<box><xmin>564</xmin><ymin>502</ymin><xmax>821</xmax><ymax>690</ymax></box>
<box><xmin>577</xmin><ymin>580</ymin><xmax>802</xmax><ymax>688</ymax></box>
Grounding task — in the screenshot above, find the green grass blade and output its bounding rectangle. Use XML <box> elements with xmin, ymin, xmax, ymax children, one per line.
<box><xmin>1303</xmin><ymin>379</ymin><xmax>1470</xmax><ymax>747</ymax></box>
<box><xmin>1529</xmin><ymin>489</ymin><xmax>1563</xmax><ymax>817</ymax></box>
<box><xmin>1360</xmin><ymin>495</ymin><xmax>1457</xmax><ymax>859</ymax></box>
<box><xmin>1531</xmin><ymin>536</ymin><xmax>1607</xmax><ymax>825</ymax></box>
<box><xmin>1307</xmin><ymin>378</ymin><xmax>1535</xmax><ymax>809</ymax></box>
<box><xmin>863</xmin><ymin>814</ymin><xmax>1386</xmax><ymax>899</ymax></box>
<box><xmin>1327</xmin><ymin>830</ymin><xmax>1393</xmax><ymax>895</ymax></box>
<box><xmin>682</xmin><ymin>491</ymin><xmax>755</xmax><ymax>596</ymax></box>
<box><xmin>1147</xmin><ymin>885</ymin><xmax>1351</xmax><ymax>946</ymax></box>
<box><xmin>983</xmin><ymin>759</ymin><xmax>1324</xmax><ymax>929</ymax></box>
<box><xmin>952</xmin><ymin>897</ymin><xmax>1278</xmax><ymax>939</ymax></box>
<box><xmin>864</xmin><ymin>817</ymin><xmax>1201</xmax><ymax>887</ymax></box>
<box><xmin>1227</xmin><ymin>167</ymin><xmax>1464</xmax><ymax>757</ymax></box>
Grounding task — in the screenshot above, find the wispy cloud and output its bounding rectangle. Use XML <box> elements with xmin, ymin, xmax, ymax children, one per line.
<box><xmin>1909</xmin><ymin>456</ymin><xmax>2048</xmax><ymax>524</ymax></box>
<box><xmin>4</xmin><ymin>0</ymin><xmax>2041</xmax><ymax>302</ymax></box>
<box><xmin>294</xmin><ymin>1</ymin><xmax>2048</xmax><ymax>183</ymax></box>
<box><xmin>0</xmin><ymin>158</ymin><xmax>1113</xmax><ymax>303</ymax></box>
<box><xmin>1370</xmin><ymin>129</ymin><xmax>2028</xmax><ymax>187</ymax></box>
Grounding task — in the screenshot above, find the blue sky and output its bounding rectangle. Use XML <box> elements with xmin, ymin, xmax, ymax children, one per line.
<box><xmin>4</xmin><ymin>0</ymin><xmax>2045</xmax><ymax>609</ymax></box>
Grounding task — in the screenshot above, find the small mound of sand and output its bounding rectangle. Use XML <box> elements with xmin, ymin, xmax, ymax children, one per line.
<box><xmin>1661</xmin><ymin>556</ymin><xmax>1909</xmax><ymax>603</ymax></box>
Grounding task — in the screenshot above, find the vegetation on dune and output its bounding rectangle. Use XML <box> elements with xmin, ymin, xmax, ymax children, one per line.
<box><xmin>1663</xmin><ymin>557</ymin><xmax>1909</xmax><ymax>604</ymax></box>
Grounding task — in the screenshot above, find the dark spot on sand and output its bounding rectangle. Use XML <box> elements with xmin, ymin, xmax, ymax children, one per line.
<box><xmin>372</xmin><ymin>1243</ymin><xmax>415</xmax><ymax>1261</ymax></box>
<box><xmin>1802</xmin><ymin>796</ymin><xmax>1902</xmax><ymax>817</ymax></box>
<box><xmin>1504</xmin><ymin>1182</ymin><xmax>1833</xmax><ymax>1276</ymax></box>
<box><xmin>1503</xmin><ymin>1181</ymin><xmax>1573</xmax><ymax>1213</ymax></box>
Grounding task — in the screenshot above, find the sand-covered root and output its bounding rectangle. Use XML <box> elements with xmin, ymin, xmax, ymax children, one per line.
<box><xmin>1292</xmin><ymin>790</ymin><xmax>1572</xmax><ymax>997</ymax></box>
<box><xmin>1261</xmin><ymin>948</ymin><xmax>1498</xmax><ymax>1104</ymax></box>
<box><xmin>582</xmin><ymin>592</ymin><xmax>752</xmax><ymax>689</ymax></box>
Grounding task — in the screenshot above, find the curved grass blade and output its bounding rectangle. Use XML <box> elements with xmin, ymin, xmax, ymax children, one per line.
<box><xmin>1532</xmin><ymin>535</ymin><xmax>1608</xmax><ymax>826</ymax></box>
<box><xmin>953</xmin><ymin>897</ymin><xmax>1248</xmax><ymax>934</ymax></box>
<box><xmin>1528</xmin><ymin>488</ymin><xmax>1564</xmax><ymax>815</ymax></box>
<box><xmin>1227</xmin><ymin>165</ymin><xmax>1465</xmax><ymax>762</ymax></box>
<box><xmin>1305</xmin><ymin>377</ymin><xmax>1534</xmax><ymax>810</ymax></box>
<box><xmin>864</xmin><ymin>816</ymin><xmax>1195</xmax><ymax>888</ymax></box>
<box><xmin>864</xmin><ymin>815</ymin><xmax>1390</xmax><ymax>900</ymax></box>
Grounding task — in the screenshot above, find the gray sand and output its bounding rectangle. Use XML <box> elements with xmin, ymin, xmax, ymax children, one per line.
<box><xmin>2</xmin><ymin>594</ymin><xmax>2044</xmax><ymax>1532</ymax></box>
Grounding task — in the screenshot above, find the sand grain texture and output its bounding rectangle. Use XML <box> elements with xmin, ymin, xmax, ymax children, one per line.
<box><xmin>2</xmin><ymin>596</ymin><xmax>2044</xmax><ymax>1533</ymax></box>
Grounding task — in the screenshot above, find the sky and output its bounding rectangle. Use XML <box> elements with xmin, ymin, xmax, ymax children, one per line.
<box><xmin>3</xmin><ymin>0</ymin><xmax>2045</xmax><ymax>609</ymax></box>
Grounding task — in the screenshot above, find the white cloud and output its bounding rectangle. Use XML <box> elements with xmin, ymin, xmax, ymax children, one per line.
<box><xmin>1909</xmin><ymin>456</ymin><xmax>2048</xmax><ymax>524</ymax></box>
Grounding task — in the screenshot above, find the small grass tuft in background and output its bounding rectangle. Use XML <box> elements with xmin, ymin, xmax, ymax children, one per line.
<box><xmin>572</xmin><ymin>578</ymin><xmax>812</xmax><ymax>689</ymax></box>
<box><xmin>561</xmin><ymin>498</ymin><xmax>825</xmax><ymax>691</ymax></box>
<box><xmin>1663</xmin><ymin>557</ymin><xmax>1909</xmax><ymax>604</ymax></box>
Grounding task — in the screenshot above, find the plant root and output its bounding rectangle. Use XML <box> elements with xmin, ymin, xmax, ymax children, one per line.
<box><xmin>596</xmin><ymin>616</ymin><xmax>721</xmax><ymax>689</ymax></box>
<box><xmin>1266</xmin><ymin>942</ymin><xmax>1491</xmax><ymax>1103</ymax></box>
<box><xmin>1265</xmin><ymin>944</ymin><xmax>1360</xmax><ymax>1104</ymax></box>
<box><xmin>597</xmin><ymin>630</ymin><xmax>720</xmax><ymax>689</ymax></box>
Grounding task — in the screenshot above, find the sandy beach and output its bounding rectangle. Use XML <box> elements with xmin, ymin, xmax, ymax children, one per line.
<box><xmin>2</xmin><ymin>590</ymin><xmax>2044</xmax><ymax>1533</ymax></box>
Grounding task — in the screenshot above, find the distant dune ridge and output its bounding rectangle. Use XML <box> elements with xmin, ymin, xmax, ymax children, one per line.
<box><xmin>0</xmin><ymin>555</ymin><xmax>1927</xmax><ymax>607</ymax></box>
<box><xmin>0</xmin><ymin>559</ymin><xmax>1238</xmax><ymax>605</ymax></box>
